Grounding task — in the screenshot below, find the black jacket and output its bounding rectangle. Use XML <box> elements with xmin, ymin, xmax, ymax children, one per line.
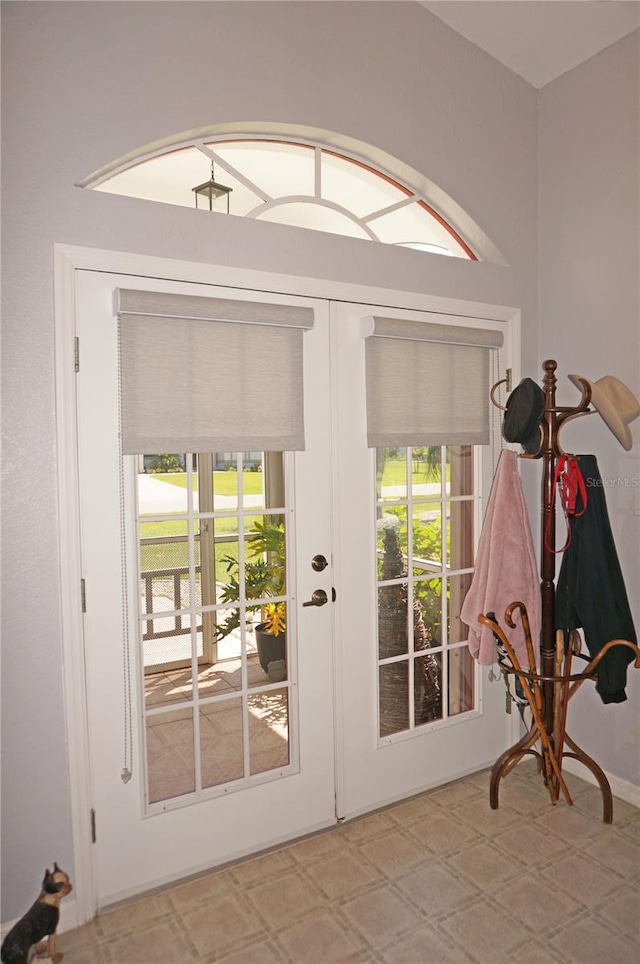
<box><xmin>555</xmin><ymin>455</ymin><xmax>637</xmax><ymax>703</ymax></box>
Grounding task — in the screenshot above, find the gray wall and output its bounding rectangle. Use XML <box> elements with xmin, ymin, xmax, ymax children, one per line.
<box><xmin>0</xmin><ymin>0</ymin><xmax>630</xmax><ymax>921</ymax></box>
<box><xmin>538</xmin><ymin>32</ymin><xmax>640</xmax><ymax>785</ymax></box>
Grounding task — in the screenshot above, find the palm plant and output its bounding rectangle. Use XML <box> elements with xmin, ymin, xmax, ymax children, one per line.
<box><xmin>215</xmin><ymin>516</ymin><xmax>286</xmax><ymax>642</ymax></box>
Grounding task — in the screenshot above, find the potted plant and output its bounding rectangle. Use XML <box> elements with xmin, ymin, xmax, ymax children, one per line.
<box><xmin>215</xmin><ymin>516</ymin><xmax>287</xmax><ymax>676</ymax></box>
<box><xmin>254</xmin><ymin>601</ymin><xmax>286</xmax><ymax>677</ymax></box>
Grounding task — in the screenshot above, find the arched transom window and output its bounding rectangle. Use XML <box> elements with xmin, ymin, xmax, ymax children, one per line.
<box><xmin>86</xmin><ymin>136</ymin><xmax>476</xmax><ymax>260</ymax></box>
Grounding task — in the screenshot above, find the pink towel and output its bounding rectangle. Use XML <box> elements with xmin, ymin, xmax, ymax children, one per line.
<box><xmin>461</xmin><ymin>450</ymin><xmax>540</xmax><ymax>668</ymax></box>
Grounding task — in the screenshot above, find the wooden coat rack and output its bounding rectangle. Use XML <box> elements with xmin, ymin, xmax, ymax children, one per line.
<box><xmin>484</xmin><ymin>359</ymin><xmax>640</xmax><ymax>823</ymax></box>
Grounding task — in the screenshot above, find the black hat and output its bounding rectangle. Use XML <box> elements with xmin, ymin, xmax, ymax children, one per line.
<box><xmin>502</xmin><ymin>377</ymin><xmax>545</xmax><ymax>454</ymax></box>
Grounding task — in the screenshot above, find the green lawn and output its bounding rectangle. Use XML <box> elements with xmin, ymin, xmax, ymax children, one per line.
<box><xmin>141</xmin><ymin>458</ymin><xmax>449</xmax><ymax>571</ymax></box>
<box><xmin>152</xmin><ymin>458</ymin><xmax>444</xmax><ymax>494</ymax></box>
<box><xmin>381</xmin><ymin>460</ymin><xmax>443</xmax><ymax>486</ymax></box>
<box><xmin>141</xmin><ymin>471</ymin><xmax>263</xmax><ymax>567</ymax></box>
<box><xmin>151</xmin><ymin>470</ymin><xmax>263</xmax><ymax>496</ymax></box>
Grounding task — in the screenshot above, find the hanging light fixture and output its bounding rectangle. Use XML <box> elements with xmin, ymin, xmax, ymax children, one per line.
<box><xmin>192</xmin><ymin>159</ymin><xmax>232</xmax><ymax>213</ymax></box>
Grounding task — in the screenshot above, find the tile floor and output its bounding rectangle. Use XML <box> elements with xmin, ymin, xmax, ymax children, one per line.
<box><xmin>58</xmin><ymin>761</ymin><xmax>639</xmax><ymax>964</ymax></box>
<box><xmin>144</xmin><ymin>659</ymin><xmax>290</xmax><ymax>802</ymax></box>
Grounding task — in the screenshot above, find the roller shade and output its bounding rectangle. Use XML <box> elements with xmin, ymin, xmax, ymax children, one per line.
<box><xmin>116</xmin><ymin>289</ymin><xmax>314</xmax><ymax>454</ymax></box>
<box><xmin>364</xmin><ymin>316</ymin><xmax>503</xmax><ymax>447</ymax></box>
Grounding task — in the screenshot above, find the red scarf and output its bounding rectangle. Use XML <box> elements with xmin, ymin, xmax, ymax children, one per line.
<box><xmin>544</xmin><ymin>455</ymin><xmax>587</xmax><ymax>554</ymax></box>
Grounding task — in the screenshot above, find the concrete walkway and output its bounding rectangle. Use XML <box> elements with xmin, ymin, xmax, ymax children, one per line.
<box><xmin>137</xmin><ymin>474</ymin><xmax>264</xmax><ymax>514</ymax></box>
<box><xmin>138</xmin><ymin>474</ymin><xmax>446</xmax><ymax>515</ymax></box>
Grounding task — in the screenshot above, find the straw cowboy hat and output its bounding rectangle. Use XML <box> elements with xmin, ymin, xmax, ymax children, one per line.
<box><xmin>568</xmin><ymin>374</ymin><xmax>640</xmax><ymax>451</ymax></box>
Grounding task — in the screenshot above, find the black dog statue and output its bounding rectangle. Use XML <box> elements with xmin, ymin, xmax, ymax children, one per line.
<box><xmin>1</xmin><ymin>864</ymin><xmax>72</xmax><ymax>964</ymax></box>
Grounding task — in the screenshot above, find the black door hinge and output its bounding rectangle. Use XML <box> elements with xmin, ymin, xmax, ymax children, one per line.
<box><xmin>90</xmin><ymin>808</ymin><xmax>96</xmax><ymax>844</ymax></box>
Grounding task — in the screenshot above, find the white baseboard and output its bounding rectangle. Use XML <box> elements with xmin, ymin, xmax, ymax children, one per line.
<box><xmin>562</xmin><ymin>757</ymin><xmax>640</xmax><ymax>809</ymax></box>
<box><xmin>1</xmin><ymin>898</ymin><xmax>79</xmax><ymax>941</ymax></box>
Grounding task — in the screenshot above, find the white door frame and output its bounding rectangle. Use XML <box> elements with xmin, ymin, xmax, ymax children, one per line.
<box><xmin>54</xmin><ymin>243</ymin><xmax>521</xmax><ymax>924</ymax></box>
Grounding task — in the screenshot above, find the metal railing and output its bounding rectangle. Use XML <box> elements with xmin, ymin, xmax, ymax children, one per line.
<box><xmin>140</xmin><ymin>534</ymin><xmax>202</xmax><ymax>642</ymax></box>
<box><xmin>140</xmin><ymin>532</ymin><xmax>244</xmax><ymax>642</ymax></box>
<box><xmin>140</xmin><ymin>566</ymin><xmax>202</xmax><ymax>641</ymax></box>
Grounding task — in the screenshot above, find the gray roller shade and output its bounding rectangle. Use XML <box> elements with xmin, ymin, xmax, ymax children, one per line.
<box><xmin>364</xmin><ymin>316</ymin><xmax>504</xmax><ymax>447</ymax></box>
<box><xmin>116</xmin><ymin>289</ymin><xmax>314</xmax><ymax>454</ymax></box>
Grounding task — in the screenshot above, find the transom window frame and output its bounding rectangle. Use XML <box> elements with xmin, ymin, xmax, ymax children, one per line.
<box><xmin>80</xmin><ymin>131</ymin><xmax>489</xmax><ymax>260</ymax></box>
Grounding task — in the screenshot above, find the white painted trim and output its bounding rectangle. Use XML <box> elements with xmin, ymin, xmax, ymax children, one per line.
<box><xmin>245</xmin><ymin>195</ymin><xmax>379</xmax><ymax>241</ymax></box>
<box><xmin>329</xmin><ymin>303</ymin><xmax>346</xmax><ymax>821</ymax></box>
<box><xmin>53</xmin><ymin>249</ymin><xmax>97</xmax><ymax>925</ymax></box>
<box><xmin>54</xmin><ymin>242</ymin><xmax>521</xmax><ymax>920</ymax></box>
<box><xmin>53</xmin><ymin>244</ymin><xmax>518</xmax><ymax>322</ymax></box>
<box><xmin>562</xmin><ymin>757</ymin><xmax>640</xmax><ymax>810</ymax></box>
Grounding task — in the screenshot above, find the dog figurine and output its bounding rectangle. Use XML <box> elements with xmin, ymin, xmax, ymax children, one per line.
<box><xmin>1</xmin><ymin>864</ymin><xmax>72</xmax><ymax>964</ymax></box>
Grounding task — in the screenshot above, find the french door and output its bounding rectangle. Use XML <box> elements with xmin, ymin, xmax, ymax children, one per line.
<box><xmin>75</xmin><ymin>269</ymin><xmax>509</xmax><ymax>908</ymax></box>
<box><xmin>331</xmin><ymin>302</ymin><xmax>508</xmax><ymax>817</ymax></box>
<box><xmin>76</xmin><ymin>271</ymin><xmax>336</xmax><ymax>907</ymax></box>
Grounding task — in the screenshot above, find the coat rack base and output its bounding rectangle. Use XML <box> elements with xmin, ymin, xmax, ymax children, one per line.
<box><xmin>479</xmin><ymin>610</ymin><xmax>640</xmax><ymax>825</ymax></box>
<box><xmin>489</xmin><ymin>728</ymin><xmax>614</xmax><ymax>823</ymax></box>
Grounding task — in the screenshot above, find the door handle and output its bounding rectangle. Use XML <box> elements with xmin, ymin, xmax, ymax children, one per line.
<box><xmin>302</xmin><ymin>589</ymin><xmax>328</xmax><ymax>607</ymax></box>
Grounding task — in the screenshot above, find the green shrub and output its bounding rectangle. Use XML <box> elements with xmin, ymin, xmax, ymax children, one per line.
<box><xmin>148</xmin><ymin>454</ymin><xmax>183</xmax><ymax>473</ymax></box>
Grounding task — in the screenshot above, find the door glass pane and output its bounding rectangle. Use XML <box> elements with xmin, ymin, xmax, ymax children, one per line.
<box><xmin>415</xmin><ymin>576</ymin><xmax>443</xmax><ymax>647</ymax></box>
<box><xmin>446</xmin><ymin>445</ymin><xmax>473</xmax><ymax>496</ymax></box>
<box><xmin>200</xmin><ymin>698</ymin><xmax>244</xmax><ymax>789</ymax></box>
<box><xmin>412</xmin><ymin>447</ymin><xmax>443</xmax><ymax>490</ymax></box>
<box><xmin>252</xmin><ymin>601</ymin><xmax>287</xmax><ymax>687</ymax></box>
<box><xmin>147</xmin><ymin>707</ymin><xmax>196</xmax><ymax>804</ymax></box>
<box><xmin>375</xmin><ymin>445</ymin><xmax>479</xmax><ymax>739</ymax></box>
<box><xmin>145</xmin><ymin>666</ymin><xmax>193</xmax><ymax>710</ymax></box>
<box><xmin>448</xmin><ymin>499</ymin><xmax>474</xmax><ymax>569</ymax></box>
<box><xmin>377</xmin><ymin>506</ymin><xmax>407</xmax><ymax>579</ymax></box>
<box><xmin>412</xmin><ymin>504</ymin><xmax>443</xmax><ymax>567</ymax></box>
<box><xmin>376</xmin><ymin>447</ymin><xmax>407</xmax><ymax>501</ymax></box>
<box><xmin>209</xmin><ymin>452</ymin><xmax>266</xmax><ymax>509</ymax></box>
<box><xmin>415</xmin><ymin>652</ymin><xmax>442</xmax><ymax>725</ymax></box>
<box><xmin>378</xmin><ymin>584</ymin><xmax>409</xmax><ymax>659</ymax></box>
<box><xmin>138</xmin><ymin>451</ymin><xmax>292</xmax><ymax>808</ymax></box>
<box><xmin>448</xmin><ymin>572</ymin><xmax>473</xmax><ymax>643</ymax></box>
<box><xmin>249</xmin><ymin>689</ymin><xmax>290</xmax><ymax>774</ymax></box>
<box><xmin>379</xmin><ymin>662</ymin><xmax>409</xmax><ymax>736</ymax></box>
<box><xmin>448</xmin><ymin>648</ymin><xmax>475</xmax><ymax>716</ymax></box>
